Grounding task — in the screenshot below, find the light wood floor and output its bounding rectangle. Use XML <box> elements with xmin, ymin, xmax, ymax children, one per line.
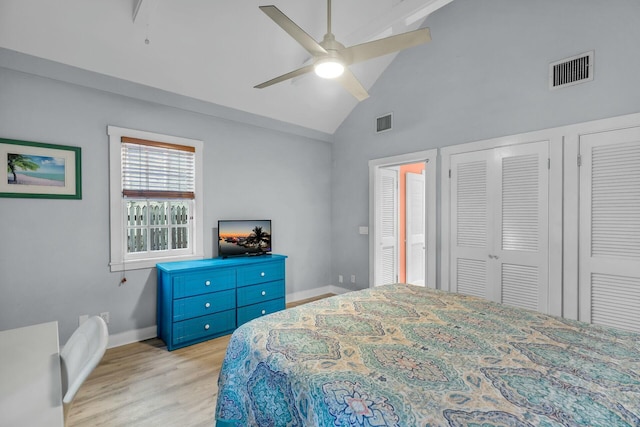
<box><xmin>67</xmin><ymin>294</ymin><xmax>334</xmax><ymax>427</ymax></box>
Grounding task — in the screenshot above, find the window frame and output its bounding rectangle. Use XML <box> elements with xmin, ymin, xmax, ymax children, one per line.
<box><xmin>108</xmin><ymin>126</ymin><xmax>204</xmax><ymax>272</ymax></box>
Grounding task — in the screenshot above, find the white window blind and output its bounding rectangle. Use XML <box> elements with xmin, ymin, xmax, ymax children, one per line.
<box><xmin>121</xmin><ymin>137</ymin><xmax>195</xmax><ymax>199</ymax></box>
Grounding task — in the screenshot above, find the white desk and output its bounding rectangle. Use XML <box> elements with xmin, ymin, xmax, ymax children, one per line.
<box><xmin>0</xmin><ymin>321</ymin><xmax>64</xmax><ymax>427</ymax></box>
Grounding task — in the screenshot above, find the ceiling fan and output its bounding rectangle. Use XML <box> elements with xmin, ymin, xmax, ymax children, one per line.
<box><xmin>255</xmin><ymin>0</ymin><xmax>432</xmax><ymax>101</ymax></box>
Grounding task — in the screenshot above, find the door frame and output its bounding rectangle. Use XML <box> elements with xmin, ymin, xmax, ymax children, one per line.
<box><xmin>441</xmin><ymin>131</ymin><xmax>563</xmax><ymax>316</ymax></box>
<box><xmin>369</xmin><ymin>149</ymin><xmax>437</xmax><ymax>288</ymax></box>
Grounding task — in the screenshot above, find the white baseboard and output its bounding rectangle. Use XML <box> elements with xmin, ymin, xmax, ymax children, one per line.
<box><xmin>286</xmin><ymin>284</ymin><xmax>351</xmax><ymax>302</ymax></box>
<box><xmin>107</xmin><ymin>325</ymin><xmax>157</xmax><ymax>349</ymax></box>
<box><xmin>107</xmin><ymin>285</ymin><xmax>353</xmax><ymax>349</ymax></box>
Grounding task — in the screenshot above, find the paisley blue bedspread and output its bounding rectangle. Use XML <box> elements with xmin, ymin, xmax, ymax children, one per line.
<box><xmin>215</xmin><ymin>284</ymin><xmax>640</xmax><ymax>426</ymax></box>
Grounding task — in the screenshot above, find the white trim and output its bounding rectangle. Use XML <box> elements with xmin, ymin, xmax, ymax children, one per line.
<box><xmin>441</xmin><ymin>151</ymin><xmax>451</xmax><ymax>292</ymax></box>
<box><xmin>548</xmin><ymin>136</ymin><xmax>563</xmax><ymax>316</ymax></box>
<box><xmin>109</xmin><ymin>254</ymin><xmax>204</xmax><ymax>272</ymax></box>
<box><xmin>441</xmin><ymin>130</ymin><xmax>557</xmax><ymax>157</ymax></box>
<box><xmin>107</xmin><ymin>125</ymin><xmax>204</xmax><ymax>272</ymax></box>
<box><xmin>286</xmin><ymin>285</ymin><xmax>351</xmax><ymax>303</ymax></box>
<box><xmin>369</xmin><ymin>149</ymin><xmax>437</xmax><ymax>289</ymax></box>
<box><xmin>563</xmin><ymin>135</ymin><xmax>580</xmax><ymax>320</ymax></box>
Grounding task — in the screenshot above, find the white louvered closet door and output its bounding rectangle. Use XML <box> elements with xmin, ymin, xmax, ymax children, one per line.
<box><xmin>451</xmin><ymin>141</ymin><xmax>549</xmax><ymax>312</ymax></box>
<box><xmin>450</xmin><ymin>150</ymin><xmax>493</xmax><ymax>299</ymax></box>
<box><xmin>579</xmin><ymin>127</ymin><xmax>640</xmax><ymax>332</ymax></box>
<box><xmin>375</xmin><ymin>168</ymin><xmax>398</xmax><ymax>286</ymax></box>
<box><xmin>494</xmin><ymin>142</ymin><xmax>549</xmax><ymax>312</ymax></box>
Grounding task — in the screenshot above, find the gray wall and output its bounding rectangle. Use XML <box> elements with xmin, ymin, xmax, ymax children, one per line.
<box><xmin>0</xmin><ymin>65</ymin><xmax>332</xmax><ymax>343</ymax></box>
<box><xmin>3</xmin><ymin>0</ymin><xmax>640</xmax><ymax>343</ymax></box>
<box><xmin>331</xmin><ymin>0</ymin><xmax>640</xmax><ymax>290</ymax></box>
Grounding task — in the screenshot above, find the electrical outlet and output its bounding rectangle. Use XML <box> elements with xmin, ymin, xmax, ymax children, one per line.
<box><xmin>351</xmin><ymin>275</ymin><xmax>356</xmax><ymax>283</ymax></box>
<box><xmin>79</xmin><ymin>314</ymin><xmax>89</xmax><ymax>326</ymax></box>
<box><xmin>100</xmin><ymin>311</ymin><xmax>110</xmax><ymax>324</ymax></box>
<box><xmin>338</xmin><ymin>275</ymin><xmax>343</xmax><ymax>283</ymax></box>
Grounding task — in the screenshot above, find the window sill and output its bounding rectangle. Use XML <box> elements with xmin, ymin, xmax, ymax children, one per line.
<box><xmin>109</xmin><ymin>254</ymin><xmax>205</xmax><ymax>272</ymax></box>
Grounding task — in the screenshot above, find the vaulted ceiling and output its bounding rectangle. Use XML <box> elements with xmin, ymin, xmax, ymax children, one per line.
<box><xmin>0</xmin><ymin>0</ymin><xmax>451</xmax><ymax>134</ymax></box>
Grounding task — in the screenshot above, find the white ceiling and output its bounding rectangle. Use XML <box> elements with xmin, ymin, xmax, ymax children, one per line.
<box><xmin>0</xmin><ymin>0</ymin><xmax>451</xmax><ymax>135</ymax></box>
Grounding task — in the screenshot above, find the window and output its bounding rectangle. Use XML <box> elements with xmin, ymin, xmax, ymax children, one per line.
<box><xmin>108</xmin><ymin>126</ymin><xmax>203</xmax><ymax>271</ymax></box>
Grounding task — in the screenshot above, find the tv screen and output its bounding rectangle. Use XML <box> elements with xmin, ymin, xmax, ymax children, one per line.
<box><xmin>218</xmin><ymin>220</ymin><xmax>272</xmax><ymax>257</ymax></box>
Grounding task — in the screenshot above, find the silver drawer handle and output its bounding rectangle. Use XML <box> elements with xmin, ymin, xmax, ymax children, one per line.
<box><xmin>260</xmin><ymin>272</ymin><xmax>265</xmax><ymax>277</ymax></box>
<box><xmin>205</xmin><ymin>302</ymin><xmax>211</xmax><ymax>308</ymax></box>
<box><xmin>261</xmin><ymin>291</ymin><xmax>266</xmax><ymax>296</ymax></box>
<box><xmin>204</xmin><ymin>324</ymin><xmax>210</xmax><ymax>330</ymax></box>
<box><xmin>205</xmin><ymin>280</ymin><xmax>211</xmax><ymax>286</ymax></box>
<box><xmin>261</xmin><ymin>310</ymin><xmax>266</xmax><ymax>315</ymax></box>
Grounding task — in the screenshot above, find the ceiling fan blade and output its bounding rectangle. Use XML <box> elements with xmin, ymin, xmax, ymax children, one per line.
<box><xmin>336</xmin><ymin>69</ymin><xmax>369</xmax><ymax>101</ymax></box>
<box><xmin>342</xmin><ymin>27</ymin><xmax>431</xmax><ymax>65</ymax></box>
<box><xmin>254</xmin><ymin>64</ymin><xmax>315</xmax><ymax>89</ymax></box>
<box><xmin>259</xmin><ymin>5</ymin><xmax>328</xmax><ymax>57</ymax></box>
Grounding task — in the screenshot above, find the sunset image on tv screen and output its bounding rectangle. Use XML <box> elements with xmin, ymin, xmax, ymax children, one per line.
<box><xmin>219</xmin><ymin>220</ymin><xmax>271</xmax><ymax>256</ymax></box>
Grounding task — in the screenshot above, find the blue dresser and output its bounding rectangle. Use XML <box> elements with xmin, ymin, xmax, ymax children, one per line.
<box><xmin>157</xmin><ymin>254</ymin><xmax>287</xmax><ymax>351</ymax></box>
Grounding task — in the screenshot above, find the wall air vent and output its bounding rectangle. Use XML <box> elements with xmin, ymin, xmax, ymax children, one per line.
<box><xmin>376</xmin><ymin>113</ymin><xmax>393</xmax><ymax>133</ymax></box>
<box><xmin>549</xmin><ymin>50</ymin><xmax>594</xmax><ymax>90</ymax></box>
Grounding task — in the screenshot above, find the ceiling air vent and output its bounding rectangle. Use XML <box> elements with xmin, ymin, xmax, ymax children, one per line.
<box><xmin>549</xmin><ymin>50</ymin><xmax>594</xmax><ymax>90</ymax></box>
<box><xmin>376</xmin><ymin>113</ymin><xmax>393</xmax><ymax>133</ymax></box>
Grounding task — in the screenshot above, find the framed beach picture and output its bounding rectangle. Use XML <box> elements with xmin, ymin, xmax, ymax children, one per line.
<box><xmin>0</xmin><ymin>138</ymin><xmax>82</xmax><ymax>199</ymax></box>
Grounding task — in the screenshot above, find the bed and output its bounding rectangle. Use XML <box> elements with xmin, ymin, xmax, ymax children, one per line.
<box><xmin>215</xmin><ymin>284</ymin><xmax>640</xmax><ymax>426</ymax></box>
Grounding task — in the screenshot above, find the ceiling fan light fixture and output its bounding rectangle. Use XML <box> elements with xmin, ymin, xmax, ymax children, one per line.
<box><xmin>314</xmin><ymin>58</ymin><xmax>345</xmax><ymax>79</ymax></box>
<box><xmin>255</xmin><ymin>0</ymin><xmax>431</xmax><ymax>100</ymax></box>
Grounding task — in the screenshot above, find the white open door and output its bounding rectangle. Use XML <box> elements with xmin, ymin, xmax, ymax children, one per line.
<box><xmin>406</xmin><ymin>171</ymin><xmax>425</xmax><ymax>286</ymax></box>
<box><xmin>375</xmin><ymin>168</ymin><xmax>398</xmax><ymax>286</ymax></box>
<box><xmin>579</xmin><ymin>127</ymin><xmax>640</xmax><ymax>332</ymax></box>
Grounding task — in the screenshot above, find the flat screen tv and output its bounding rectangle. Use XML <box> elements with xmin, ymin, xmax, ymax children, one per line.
<box><xmin>218</xmin><ymin>220</ymin><xmax>272</xmax><ymax>258</ymax></box>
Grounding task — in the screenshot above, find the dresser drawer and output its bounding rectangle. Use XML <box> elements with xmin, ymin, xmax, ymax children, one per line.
<box><xmin>236</xmin><ymin>261</ymin><xmax>285</xmax><ymax>287</ymax></box>
<box><xmin>237</xmin><ymin>280</ymin><xmax>285</xmax><ymax>307</ymax></box>
<box><xmin>172</xmin><ymin>310</ymin><xmax>235</xmax><ymax>346</ymax></box>
<box><xmin>173</xmin><ymin>268</ymin><xmax>235</xmax><ymax>298</ymax></box>
<box><xmin>173</xmin><ymin>289</ymin><xmax>236</xmax><ymax>322</ymax></box>
<box><xmin>237</xmin><ymin>298</ymin><xmax>285</xmax><ymax>326</ymax></box>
